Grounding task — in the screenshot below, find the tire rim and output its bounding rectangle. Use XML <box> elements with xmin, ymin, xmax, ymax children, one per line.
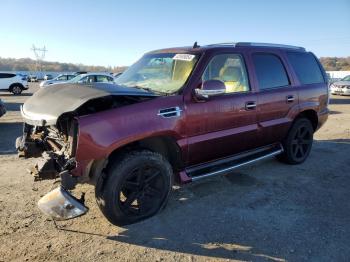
<box><xmin>118</xmin><ymin>165</ymin><xmax>166</xmax><ymax>217</ymax></box>
<box><xmin>12</xmin><ymin>86</ymin><xmax>21</xmax><ymax>94</ymax></box>
<box><xmin>291</xmin><ymin>125</ymin><xmax>312</xmax><ymax>161</ymax></box>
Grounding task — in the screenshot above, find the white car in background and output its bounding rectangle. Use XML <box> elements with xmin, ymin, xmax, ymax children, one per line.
<box><xmin>330</xmin><ymin>75</ymin><xmax>350</xmax><ymax>96</ymax></box>
<box><xmin>0</xmin><ymin>72</ymin><xmax>29</xmax><ymax>95</ymax></box>
<box><xmin>40</xmin><ymin>72</ymin><xmax>115</xmax><ymax>88</ymax></box>
<box><xmin>40</xmin><ymin>74</ymin><xmax>76</xmax><ymax>87</ymax></box>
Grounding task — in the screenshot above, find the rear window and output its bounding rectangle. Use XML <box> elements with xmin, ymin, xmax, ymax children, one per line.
<box><xmin>0</xmin><ymin>73</ymin><xmax>16</xmax><ymax>78</ymax></box>
<box><xmin>252</xmin><ymin>53</ymin><xmax>290</xmax><ymax>90</ymax></box>
<box><xmin>287</xmin><ymin>52</ymin><xmax>324</xmax><ymax>84</ymax></box>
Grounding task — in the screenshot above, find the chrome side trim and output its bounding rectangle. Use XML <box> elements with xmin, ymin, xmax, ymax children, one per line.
<box><xmin>191</xmin><ymin>147</ymin><xmax>283</xmax><ymax>182</ymax></box>
<box><xmin>157</xmin><ymin>107</ymin><xmax>182</xmax><ymax>118</ymax></box>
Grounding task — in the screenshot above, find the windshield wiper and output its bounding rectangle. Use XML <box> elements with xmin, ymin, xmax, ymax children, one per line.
<box><xmin>131</xmin><ymin>86</ymin><xmax>168</xmax><ymax>96</ymax></box>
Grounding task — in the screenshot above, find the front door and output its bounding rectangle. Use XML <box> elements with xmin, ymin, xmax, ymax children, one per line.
<box><xmin>185</xmin><ymin>53</ymin><xmax>258</xmax><ymax>166</ymax></box>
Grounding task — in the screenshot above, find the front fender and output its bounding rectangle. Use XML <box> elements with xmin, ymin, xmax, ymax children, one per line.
<box><xmin>73</xmin><ymin>95</ymin><xmax>186</xmax><ymax>176</ymax></box>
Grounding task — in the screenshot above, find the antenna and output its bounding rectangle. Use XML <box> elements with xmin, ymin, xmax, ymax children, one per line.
<box><xmin>31</xmin><ymin>45</ymin><xmax>48</xmax><ymax>72</ymax></box>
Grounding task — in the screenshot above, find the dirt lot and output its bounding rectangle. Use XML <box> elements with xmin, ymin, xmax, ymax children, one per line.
<box><xmin>0</xmin><ymin>83</ymin><xmax>349</xmax><ymax>262</ymax></box>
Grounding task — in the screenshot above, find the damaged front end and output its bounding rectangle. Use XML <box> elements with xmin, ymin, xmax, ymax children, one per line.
<box><xmin>16</xmin><ymin>115</ymin><xmax>88</xmax><ymax>219</ymax></box>
<box><xmin>16</xmin><ymin>83</ymin><xmax>158</xmax><ymax>220</ymax></box>
<box><xmin>16</xmin><ymin>114</ymin><xmax>79</xmax><ymax>187</ymax></box>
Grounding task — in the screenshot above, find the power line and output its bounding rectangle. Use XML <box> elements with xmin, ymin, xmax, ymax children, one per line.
<box><xmin>31</xmin><ymin>45</ymin><xmax>48</xmax><ymax>72</ymax></box>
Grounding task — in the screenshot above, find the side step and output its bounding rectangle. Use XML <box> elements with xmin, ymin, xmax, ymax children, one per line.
<box><xmin>186</xmin><ymin>144</ymin><xmax>283</xmax><ymax>182</ymax></box>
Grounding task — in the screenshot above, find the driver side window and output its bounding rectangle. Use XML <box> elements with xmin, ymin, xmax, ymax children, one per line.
<box><xmin>202</xmin><ymin>54</ymin><xmax>250</xmax><ymax>93</ymax></box>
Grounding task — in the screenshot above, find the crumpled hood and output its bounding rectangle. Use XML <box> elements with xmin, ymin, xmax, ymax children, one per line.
<box><xmin>333</xmin><ymin>80</ymin><xmax>350</xmax><ymax>86</ymax></box>
<box><xmin>22</xmin><ymin>83</ymin><xmax>155</xmax><ymax>126</ymax></box>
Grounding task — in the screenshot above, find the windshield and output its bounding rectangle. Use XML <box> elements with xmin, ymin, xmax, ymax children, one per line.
<box><xmin>341</xmin><ymin>75</ymin><xmax>350</xmax><ymax>81</ymax></box>
<box><xmin>115</xmin><ymin>53</ymin><xmax>199</xmax><ymax>94</ymax></box>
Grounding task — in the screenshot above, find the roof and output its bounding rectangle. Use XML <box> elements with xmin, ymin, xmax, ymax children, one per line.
<box><xmin>148</xmin><ymin>42</ymin><xmax>306</xmax><ymax>55</ymax></box>
<box><xmin>78</xmin><ymin>72</ymin><xmax>113</xmax><ymax>77</ymax></box>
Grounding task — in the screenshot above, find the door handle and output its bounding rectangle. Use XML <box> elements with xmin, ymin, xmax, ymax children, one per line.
<box><xmin>245</xmin><ymin>101</ymin><xmax>256</xmax><ymax>110</ymax></box>
<box><xmin>286</xmin><ymin>95</ymin><xmax>295</xmax><ymax>103</ymax></box>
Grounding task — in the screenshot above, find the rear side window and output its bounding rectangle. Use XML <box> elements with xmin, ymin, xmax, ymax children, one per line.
<box><xmin>0</xmin><ymin>73</ymin><xmax>16</xmax><ymax>78</ymax></box>
<box><xmin>253</xmin><ymin>53</ymin><xmax>290</xmax><ymax>90</ymax></box>
<box><xmin>287</xmin><ymin>52</ymin><xmax>324</xmax><ymax>84</ymax></box>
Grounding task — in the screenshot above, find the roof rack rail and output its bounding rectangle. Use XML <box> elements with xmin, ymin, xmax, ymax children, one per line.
<box><xmin>207</xmin><ymin>42</ymin><xmax>305</xmax><ymax>51</ymax></box>
<box><xmin>207</xmin><ymin>42</ymin><xmax>236</xmax><ymax>46</ymax></box>
<box><xmin>235</xmin><ymin>42</ymin><xmax>305</xmax><ymax>50</ymax></box>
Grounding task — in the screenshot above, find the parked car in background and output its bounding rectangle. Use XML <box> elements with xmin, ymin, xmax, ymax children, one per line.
<box><xmin>0</xmin><ymin>98</ymin><xmax>6</xmax><ymax>117</ymax></box>
<box><xmin>40</xmin><ymin>74</ymin><xmax>76</xmax><ymax>87</ymax></box>
<box><xmin>28</xmin><ymin>75</ymin><xmax>38</xmax><ymax>82</ymax></box>
<box><xmin>17</xmin><ymin>42</ymin><xmax>329</xmax><ymax>226</ymax></box>
<box><xmin>0</xmin><ymin>72</ymin><xmax>29</xmax><ymax>94</ymax></box>
<box><xmin>330</xmin><ymin>75</ymin><xmax>350</xmax><ymax>95</ymax></box>
<box><xmin>67</xmin><ymin>72</ymin><xmax>115</xmax><ymax>84</ymax></box>
<box><xmin>17</xmin><ymin>73</ymin><xmax>30</xmax><ymax>81</ymax></box>
<box><xmin>44</xmin><ymin>74</ymin><xmax>53</xmax><ymax>80</ymax></box>
<box><xmin>40</xmin><ymin>73</ymin><xmax>114</xmax><ymax>88</ymax></box>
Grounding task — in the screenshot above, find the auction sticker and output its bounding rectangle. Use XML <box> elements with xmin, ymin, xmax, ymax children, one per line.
<box><xmin>173</xmin><ymin>54</ymin><xmax>195</xmax><ymax>61</ymax></box>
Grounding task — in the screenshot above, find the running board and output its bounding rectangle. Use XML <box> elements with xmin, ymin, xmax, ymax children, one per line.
<box><xmin>186</xmin><ymin>144</ymin><xmax>283</xmax><ymax>182</ymax></box>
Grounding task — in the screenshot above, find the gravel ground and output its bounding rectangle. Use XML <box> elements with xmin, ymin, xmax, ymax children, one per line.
<box><xmin>0</xmin><ymin>83</ymin><xmax>349</xmax><ymax>262</ymax></box>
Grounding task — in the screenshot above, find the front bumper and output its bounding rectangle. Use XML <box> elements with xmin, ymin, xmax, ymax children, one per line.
<box><xmin>330</xmin><ymin>87</ymin><xmax>350</xmax><ymax>95</ymax></box>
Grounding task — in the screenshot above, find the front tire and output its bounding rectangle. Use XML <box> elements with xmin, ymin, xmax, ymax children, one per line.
<box><xmin>95</xmin><ymin>150</ymin><xmax>173</xmax><ymax>226</ymax></box>
<box><xmin>278</xmin><ymin>118</ymin><xmax>314</xmax><ymax>165</ymax></box>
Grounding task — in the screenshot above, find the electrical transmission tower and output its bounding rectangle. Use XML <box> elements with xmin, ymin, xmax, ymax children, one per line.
<box><xmin>31</xmin><ymin>45</ymin><xmax>48</xmax><ymax>72</ymax></box>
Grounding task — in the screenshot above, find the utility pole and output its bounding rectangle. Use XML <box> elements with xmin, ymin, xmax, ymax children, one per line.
<box><xmin>31</xmin><ymin>45</ymin><xmax>48</xmax><ymax>73</ymax></box>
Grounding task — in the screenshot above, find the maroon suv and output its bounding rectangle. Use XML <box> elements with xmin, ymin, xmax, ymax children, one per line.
<box><xmin>17</xmin><ymin>42</ymin><xmax>329</xmax><ymax>226</ymax></box>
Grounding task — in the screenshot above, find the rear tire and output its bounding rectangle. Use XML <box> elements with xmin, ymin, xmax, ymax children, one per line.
<box><xmin>95</xmin><ymin>150</ymin><xmax>173</xmax><ymax>226</ymax></box>
<box><xmin>278</xmin><ymin>118</ymin><xmax>314</xmax><ymax>165</ymax></box>
<box><xmin>10</xmin><ymin>85</ymin><xmax>23</xmax><ymax>95</ymax></box>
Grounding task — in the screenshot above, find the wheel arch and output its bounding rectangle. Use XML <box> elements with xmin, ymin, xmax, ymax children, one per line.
<box><xmin>297</xmin><ymin>109</ymin><xmax>318</xmax><ymax>131</ymax></box>
<box><xmin>108</xmin><ymin>135</ymin><xmax>184</xmax><ymax>170</ymax></box>
<box><xmin>9</xmin><ymin>82</ymin><xmax>24</xmax><ymax>91</ymax></box>
<box><xmin>89</xmin><ymin>135</ymin><xmax>184</xmax><ymax>185</ymax></box>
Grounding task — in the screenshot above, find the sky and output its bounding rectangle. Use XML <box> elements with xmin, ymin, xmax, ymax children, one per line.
<box><xmin>0</xmin><ymin>0</ymin><xmax>349</xmax><ymax>67</ymax></box>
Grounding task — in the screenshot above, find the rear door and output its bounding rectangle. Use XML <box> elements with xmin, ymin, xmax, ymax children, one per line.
<box><xmin>185</xmin><ymin>52</ymin><xmax>258</xmax><ymax>165</ymax></box>
<box><xmin>251</xmin><ymin>52</ymin><xmax>298</xmax><ymax>146</ymax></box>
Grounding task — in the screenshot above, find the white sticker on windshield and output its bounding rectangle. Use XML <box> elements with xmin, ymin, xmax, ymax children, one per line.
<box><xmin>173</xmin><ymin>54</ymin><xmax>195</xmax><ymax>61</ymax></box>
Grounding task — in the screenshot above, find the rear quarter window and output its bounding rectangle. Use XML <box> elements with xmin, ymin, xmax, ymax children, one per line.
<box><xmin>287</xmin><ymin>52</ymin><xmax>324</xmax><ymax>84</ymax></box>
<box><xmin>252</xmin><ymin>53</ymin><xmax>290</xmax><ymax>90</ymax></box>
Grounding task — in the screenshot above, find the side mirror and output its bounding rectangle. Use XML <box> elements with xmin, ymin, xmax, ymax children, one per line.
<box><xmin>194</xmin><ymin>80</ymin><xmax>226</xmax><ymax>100</ymax></box>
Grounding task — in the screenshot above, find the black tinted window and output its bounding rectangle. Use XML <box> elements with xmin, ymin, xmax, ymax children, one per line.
<box><xmin>287</xmin><ymin>52</ymin><xmax>324</xmax><ymax>84</ymax></box>
<box><xmin>253</xmin><ymin>54</ymin><xmax>289</xmax><ymax>90</ymax></box>
<box><xmin>0</xmin><ymin>73</ymin><xmax>15</xmax><ymax>78</ymax></box>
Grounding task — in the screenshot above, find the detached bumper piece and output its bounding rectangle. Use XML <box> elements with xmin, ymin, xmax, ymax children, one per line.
<box><xmin>38</xmin><ymin>187</ymin><xmax>88</xmax><ymax>220</ymax></box>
